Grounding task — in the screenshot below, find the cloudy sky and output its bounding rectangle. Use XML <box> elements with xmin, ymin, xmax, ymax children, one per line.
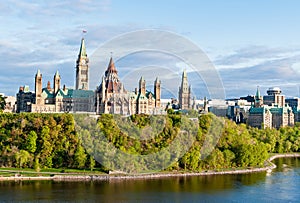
<box><xmin>2</xmin><ymin>0</ymin><xmax>300</xmax><ymax>99</ymax></box>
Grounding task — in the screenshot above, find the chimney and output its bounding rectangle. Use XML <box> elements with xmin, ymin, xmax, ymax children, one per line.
<box><xmin>47</xmin><ymin>81</ymin><xmax>51</xmax><ymax>91</ymax></box>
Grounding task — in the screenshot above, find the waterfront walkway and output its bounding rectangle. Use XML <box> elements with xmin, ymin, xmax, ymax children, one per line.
<box><xmin>1</xmin><ymin>153</ymin><xmax>300</xmax><ymax>181</ymax></box>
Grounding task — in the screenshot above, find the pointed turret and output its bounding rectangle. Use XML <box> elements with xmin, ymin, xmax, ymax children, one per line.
<box><xmin>55</xmin><ymin>70</ymin><xmax>59</xmax><ymax>77</ymax></box>
<box><xmin>36</xmin><ymin>69</ymin><xmax>41</xmax><ymax>77</ymax></box>
<box><xmin>78</xmin><ymin>38</ymin><xmax>87</xmax><ymax>58</ymax></box>
<box><xmin>255</xmin><ymin>86</ymin><xmax>260</xmax><ymax>99</ymax></box>
<box><xmin>179</xmin><ymin>69</ymin><xmax>191</xmax><ymax>109</ymax></box>
<box><xmin>182</xmin><ymin>69</ymin><xmax>187</xmax><ymax>79</ymax></box>
<box><xmin>100</xmin><ymin>57</ymin><xmax>124</xmax><ymax>94</ymax></box>
<box><xmin>255</xmin><ymin>86</ymin><xmax>263</xmax><ymax>107</ymax></box>
<box><xmin>105</xmin><ymin>57</ymin><xmax>118</xmax><ymax>75</ymax></box>
<box><xmin>54</xmin><ymin>70</ymin><xmax>60</xmax><ymax>93</ymax></box>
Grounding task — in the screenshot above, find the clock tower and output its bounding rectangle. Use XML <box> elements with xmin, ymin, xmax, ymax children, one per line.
<box><xmin>75</xmin><ymin>38</ymin><xmax>89</xmax><ymax>90</ymax></box>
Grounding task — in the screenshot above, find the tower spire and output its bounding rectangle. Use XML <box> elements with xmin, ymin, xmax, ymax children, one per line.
<box><xmin>256</xmin><ymin>86</ymin><xmax>260</xmax><ymax>99</ymax></box>
<box><xmin>75</xmin><ymin>38</ymin><xmax>89</xmax><ymax>90</ymax></box>
<box><xmin>79</xmin><ymin>38</ymin><xmax>87</xmax><ymax>58</ymax></box>
<box><xmin>179</xmin><ymin>69</ymin><xmax>191</xmax><ymax>109</ymax></box>
<box><xmin>255</xmin><ymin>86</ymin><xmax>262</xmax><ymax>107</ymax></box>
<box><xmin>105</xmin><ymin>57</ymin><xmax>118</xmax><ymax>75</ymax></box>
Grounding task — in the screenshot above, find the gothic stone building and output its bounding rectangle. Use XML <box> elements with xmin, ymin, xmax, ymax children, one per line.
<box><xmin>16</xmin><ymin>38</ymin><xmax>94</xmax><ymax>113</ymax></box>
<box><xmin>178</xmin><ymin>70</ymin><xmax>192</xmax><ymax>110</ymax></box>
<box><xmin>96</xmin><ymin>57</ymin><xmax>162</xmax><ymax>115</ymax></box>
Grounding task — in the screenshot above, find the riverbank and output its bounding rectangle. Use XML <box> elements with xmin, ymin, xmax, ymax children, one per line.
<box><xmin>1</xmin><ymin>153</ymin><xmax>300</xmax><ymax>181</ymax></box>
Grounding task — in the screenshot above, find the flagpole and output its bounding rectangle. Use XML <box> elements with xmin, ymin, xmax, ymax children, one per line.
<box><xmin>82</xmin><ymin>29</ymin><xmax>87</xmax><ymax>39</ymax></box>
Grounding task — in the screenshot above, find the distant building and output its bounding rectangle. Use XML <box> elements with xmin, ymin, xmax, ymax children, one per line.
<box><xmin>16</xmin><ymin>70</ymin><xmax>95</xmax><ymax>113</ymax></box>
<box><xmin>0</xmin><ymin>94</ymin><xmax>16</xmax><ymax>113</ymax></box>
<box><xmin>248</xmin><ymin>106</ymin><xmax>272</xmax><ymax>129</ymax></box>
<box><xmin>4</xmin><ymin>96</ymin><xmax>16</xmax><ymax>113</ymax></box>
<box><xmin>248</xmin><ymin>87</ymin><xmax>294</xmax><ymax>129</ymax></box>
<box><xmin>285</xmin><ymin>97</ymin><xmax>300</xmax><ymax>123</ymax></box>
<box><xmin>263</xmin><ymin>87</ymin><xmax>285</xmax><ymax>107</ymax></box>
<box><xmin>178</xmin><ymin>70</ymin><xmax>191</xmax><ymax>110</ymax></box>
<box><xmin>16</xmin><ymin>86</ymin><xmax>35</xmax><ymax>113</ymax></box>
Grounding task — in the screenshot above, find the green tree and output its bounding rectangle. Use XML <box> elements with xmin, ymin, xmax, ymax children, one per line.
<box><xmin>74</xmin><ymin>143</ymin><xmax>87</xmax><ymax>168</ymax></box>
<box><xmin>14</xmin><ymin>150</ymin><xmax>31</xmax><ymax>168</ymax></box>
<box><xmin>0</xmin><ymin>95</ymin><xmax>6</xmax><ymax>112</ymax></box>
<box><xmin>25</xmin><ymin>131</ymin><xmax>37</xmax><ymax>153</ymax></box>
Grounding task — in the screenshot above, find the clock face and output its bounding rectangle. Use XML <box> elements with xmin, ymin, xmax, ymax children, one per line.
<box><xmin>81</xmin><ymin>59</ymin><xmax>86</xmax><ymax>65</ymax></box>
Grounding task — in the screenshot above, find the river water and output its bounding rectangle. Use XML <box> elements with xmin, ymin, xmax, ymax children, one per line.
<box><xmin>0</xmin><ymin>158</ymin><xmax>299</xmax><ymax>202</ymax></box>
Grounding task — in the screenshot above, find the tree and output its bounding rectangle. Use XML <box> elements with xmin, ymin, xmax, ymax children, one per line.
<box><xmin>14</xmin><ymin>150</ymin><xmax>31</xmax><ymax>168</ymax></box>
<box><xmin>25</xmin><ymin>131</ymin><xmax>37</xmax><ymax>153</ymax></box>
<box><xmin>74</xmin><ymin>143</ymin><xmax>87</xmax><ymax>168</ymax></box>
<box><xmin>0</xmin><ymin>95</ymin><xmax>5</xmax><ymax>112</ymax></box>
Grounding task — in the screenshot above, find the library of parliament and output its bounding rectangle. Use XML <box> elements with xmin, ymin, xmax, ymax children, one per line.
<box><xmin>16</xmin><ymin>38</ymin><xmax>192</xmax><ymax>115</ymax></box>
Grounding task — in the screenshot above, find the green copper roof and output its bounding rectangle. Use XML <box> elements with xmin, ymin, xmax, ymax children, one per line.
<box><xmin>65</xmin><ymin>89</ymin><xmax>94</xmax><ymax>99</ymax></box>
<box><xmin>79</xmin><ymin>38</ymin><xmax>87</xmax><ymax>58</ymax></box>
<box><xmin>249</xmin><ymin>107</ymin><xmax>264</xmax><ymax>114</ymax></box>
<box><xmin>42</xmin><ymin>88</ymin><xmax>54</xmax><ymax>98</ymax></box>
<box><xmin>270</xmin><ymin>106</ymin><xmax>292</xmax><ymax>114</ymax></box>
<box><xmin>41</xmin><ymin>88</ymin><xmax>94</xmax><ymax>99</ymax></box>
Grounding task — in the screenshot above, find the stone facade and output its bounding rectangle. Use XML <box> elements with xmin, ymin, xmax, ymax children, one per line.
<box><xmin>178</xmin><ymin>70</ymin><xmax>191</xmax><ymax>110</ymax></box>
<box><xmin>16</xmin><ymin>38</ymin><xmax>94</xmax><ymax>113</ymax></box>
<box><xmin>18</xmin><ymin>70</ymin><xmax>95</xmax><ymax>113</ymax></box>
<box><xmin>95</xmin><ymin>57</ymin><xmax>162</xmax><ymax>115</ymax></box>
<box><xmin>75</xmin><ymin>38</ymin><xmax>89</xmax><ymax>90</ymax></box>
<box><xmin>248</xmin><ymin>107</ymin><xmax>272</xmax><ymax>129</ymax></box>
<box><xmin>248</xmin><ymin>87</ymin><xmax>294</xmax><ymax>129</ymax></box>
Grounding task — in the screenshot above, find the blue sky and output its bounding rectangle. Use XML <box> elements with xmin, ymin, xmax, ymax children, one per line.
<box><xmin>1</xmin><ymin>0</ymin><xmax>300</xmax><ymax>99</ymax></box>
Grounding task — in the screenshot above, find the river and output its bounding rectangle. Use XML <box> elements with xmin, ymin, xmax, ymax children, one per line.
<box><xmin>0</xmin><ymin>158</ymin><xmax>299</xmax><ymax>202</ymax></box>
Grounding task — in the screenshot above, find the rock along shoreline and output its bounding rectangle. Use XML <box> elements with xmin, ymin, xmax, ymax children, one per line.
<box><xmin>1</xmin><ymin>153</ymin><xmax>299</xmax><ymax>182</ymax></box>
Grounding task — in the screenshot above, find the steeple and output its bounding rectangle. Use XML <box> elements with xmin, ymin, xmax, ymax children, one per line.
<box><xmin>105</xmin><ymin>57</ymin><xmax>118</xmax><ymax>75</ymax></box>
<box><xmin>255</xmin><ymin>86</ymin><xmax>260</xmax><ymax>99</ymax></box>
<box><xmin>255</xmin><ymin>86</ymin><xmax>263</xmax><ymax>107</ymax></box>
<box><xmin>79</xmin><ymin>38</ymin><xmax>87</xmax><ymax>58</ymax></box>
<box><xmin>75</xmin><ymin>38</ymin><xmax>89</xmax><ymax>90</ymax></box>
